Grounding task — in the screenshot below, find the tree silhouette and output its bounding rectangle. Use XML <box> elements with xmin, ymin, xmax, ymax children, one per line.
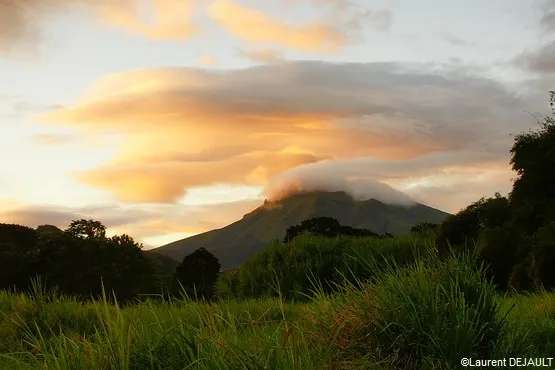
<box><xmin>284</xmin><ymin>217</ymin><xmax>379</xmax><ymax>242</ymax></box>
<box><xmin>0</xmin><ymin>219</ymin><xmax>158</xmax><ymax>301</ymax></box>
<box><xmin>36</xmin><ymin>224</ymin><xmax>63</xmax><ymax>236</ymax></box>
<box><xmin>434</xmin><ymin>92</ymin><xmax>555</xmax><ymax>291</ymax></box>
<box><xmin>0</xmin><ymin>224</ymin><xmax>38</xmax><ymax>290</ymax></box>
<box><xmin>173</xmin><ymin>247</ymin><xmax>221</xmax><ymax>301</ymax></box>
<box><xmin>65</xmin><ymin>219</ymin><xmax>107</xmax><ymax>240</ymax></box>
<box><xmin>410</xmin><ymin>222</ymin><xmax>439</xmax><ymax>234</ymax></box>
<box><xmin>435</xmin><ymin>193</ymin><xmax>511</xmax><ymax>254</ymax></box>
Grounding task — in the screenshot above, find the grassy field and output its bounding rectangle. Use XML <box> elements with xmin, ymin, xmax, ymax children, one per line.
<box><xmin>1</xmin><ymin>236</ymin><xmax>555</xmax><ymax>369</ymax></box>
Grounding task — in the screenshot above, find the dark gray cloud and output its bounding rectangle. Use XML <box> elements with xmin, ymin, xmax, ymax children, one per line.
<box><xmin>541</xmin><ymin>0</ymin><xmax>555</xmax><ymax>32</ymax></box>
<box><xmin>514</xmin><ymin>41</ymin><xmax>555</xmax><ymax>74</ymax></box>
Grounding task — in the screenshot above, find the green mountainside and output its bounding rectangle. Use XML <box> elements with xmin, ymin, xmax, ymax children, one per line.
<box><xmin>151</xmin><ymin>191</ymin><xmax>451</xmax><ymax>269</ymax></box>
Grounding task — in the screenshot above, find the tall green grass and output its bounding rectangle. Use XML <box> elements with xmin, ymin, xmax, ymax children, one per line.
<box><xmin>1</xmin><ymin>234</ymin><xmax>554</xmax><ymax>369</ymax></box>
<box><xmin>217</xmin><ymin>232</ymin><xmax>435</xmax><ymax>301</ymax></box>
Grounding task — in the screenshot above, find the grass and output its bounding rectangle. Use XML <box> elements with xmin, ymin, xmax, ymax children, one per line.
<box><xmin>1</xmin><ymin>235</ymin><xmax>555</xmax><ymax>369</ymax></box>
<box><xmin>216</xmin><ymin>232</ymin><xmax>435</xmax><ymax>301</ymax></box>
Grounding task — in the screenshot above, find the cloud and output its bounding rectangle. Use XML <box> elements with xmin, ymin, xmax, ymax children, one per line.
<box><xmin>208</xmin><ymin>0</ymin><xmax>350</xmax><ymax>53</ymax></box>
<box><xmin>32</xmin><ymin>133</ymin><xmax>75</xmax><ymax>145</ymax></box>
<box><xmin>514</xmin><ymin>41</ymin><xmax>555</xmax><ymax>74</ymax></box>
<box><xmin>541</xmin><ymin>0</ymin><xmax>555</xmax><ymax>32</ymax></box>
<box><xmin>0</xmin><ymin>0</ymin><xmax>198</xmax><ymax>55</ymax></box>
<box><xmin>289</xmin><ymin>0</ymin><xmax>392</xmax><ymax>32</ymax></box>
<box><xmin>263</xmin><ymin>151</ymin><xmax>513</xmax><ymax>211</ymax></box>
<box><xmin>196</xmin><ymin>55</ymin><xmax>217</xmax><ymax>65</ymax></box>
<box><xmin>0</xmin><ymin>203</ymin><xmax>149</xmax><ymax>230</ymax></box>
<box><xmin>94</xmin><ymin>0</ymin><xmax>198</xmax><ymax>40</ymax></box>
<box><xmin>35</xmin><ymin>61</ymin><xmax>536</xmax><ymax>209</ymax></box>
<box><xmin>75</xmin><ymin>151</ymin><xmax>328</xmax><ymax>202</ymax></box>
<box><xmin>443</xmin><ymin>34</ymin><xmax>474</xmax><ymax>47</ymax></box>
<box><xmin>0</xmin><ymin>199</ymin><xmax>264</xmax><ymax>247</ymax></box>
<box><xmin>398</xmin><ymin>167</ymin><xmax>514</xmax><ymax>213</ymax></box>
<box><xmin>236</xmin><ymin>48</ymin><xmax>284</xmax><ymax>64</ymax></box>
<box><xmin>263</xmin><ymin>165</ymin><xmax>417</xmax><ymax>206</ymax></box>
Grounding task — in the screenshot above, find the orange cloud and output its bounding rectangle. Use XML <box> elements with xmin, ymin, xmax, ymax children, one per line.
<box><xmin>197</xmin><ymin>55</ymin><xmax>218</xmax><ymax>65</ymax></box>
<box><xmin>208</xmin><ymin>0</ymin><xmax>349</xmax><ymax>53</ymax></box>
<box><xmin>236</xmin><ymin>48</ymin><xmax>285</xmax><ymax>64</ymax></box>
<box><xmin>76</xmin><ymin>151</ymin><xmax>327</xmax><ymax>202</ymax></box>
<box><xmin>94</xmin><ymin>0</ymin><xmax>198</xmax><ymax>40</ymax></box>
<box><xmin>35</xmin><ymin>61</ymin><xmax>533</xmax><ymax>206</ymax></box>
<box><xmin>0</xmin><ymin>0</ymin><xmax>198</xmax><ymax>55</ymax></box>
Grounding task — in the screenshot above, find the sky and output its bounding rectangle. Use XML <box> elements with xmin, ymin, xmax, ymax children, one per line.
<box><xmin>0</xmin><ymin>0</ymin><xmax>554</xmax><ymax>248</ymax></box>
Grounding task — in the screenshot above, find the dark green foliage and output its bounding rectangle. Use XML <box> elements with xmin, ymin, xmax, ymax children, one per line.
<box><xmin>435</xmin><ymin>193</ymin><xmax>511</xmax><ymax>255</ymax></box>
<box><xmin>368</xmin><ymin>254</ymin><xmax>506</xmax><ymax>369</ymax></box>
<box><xmin>410</xmin><ymin>221</ymin><xmax>439</xmax><ymax>233</ymax></box>
<box><xmin>283</xmin><ymin>217</ymin><xmax>380</xmax><ymax>242</ymax></box>
<box><xmin>217</xmin><ymin>233</ymin><xmax>432</xmax><ymax>301</ymax></box>
<box><xmin>36</xmin><ymin>224</ymin><xmax>63</xmax><ymax>236</ymax></box>
<box><xmin>496</xmin><ymin>94</ymin><xmax>555</xmax><ymax>290</ymax></box>
<box><xmin>509</xmin><ymin>113</ymin><xmax>555</xmax><ymax>233</ymax></box>
<box><xmin>433</xmin><ymin>92</ymin><xmax>555</xmax><ymax>292</ymax></box>
<box><xmin>0</xmin><ymin>224</ymin><xmax>38</xmax><ymax>290</ymax></box>
<box><xmin>0</xmin><ymin>220</ymin><xmax>159</xmax><ymax>302</ymax></box>
<box><xmin>33</xmin><ymin>226</ymin><xmax>155</xmax><ymax>302</ymax></box>
<box><xmin>173</xmin><ymin>247</ymin><xmax>221</xmax><ymax>301</ymax></box>
<box><xmin>478</xmin><ymin>224</ymin><xmax>524</xmax><ymax>290</ymax></box>
<box><xmin>65</xmin><ymin>219</ymin><xmax>107</xmax><ymax>240</ymax></box>
<box><xmin>508</xmin><ymin>224</ymin><xmax>555</xmax><ymax>291</ymax></box>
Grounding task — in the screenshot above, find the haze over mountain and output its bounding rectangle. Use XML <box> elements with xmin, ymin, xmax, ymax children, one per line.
<box><xmin>153</xmin><ymin>189</ymin><xmax>450</xmax><ymax>269</ymax></box>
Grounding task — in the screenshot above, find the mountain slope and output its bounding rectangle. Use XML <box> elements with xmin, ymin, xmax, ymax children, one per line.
<box><xmin>151</xmin><ymin>191</ymin><xmax>450</xmax><ymax>269</ymax></box>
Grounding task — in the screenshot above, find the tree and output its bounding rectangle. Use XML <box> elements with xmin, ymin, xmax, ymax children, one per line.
<box><xmin>444</xmin><ymin>91</ymin><xmax>555</xmax><ymax>292</ymax></box>
<box><xmin>435</xmin><ymin>193</ymin><xmax>511</xmax><ymax>254</ymax></box>
<box><xmin>110</xmin><ymin>234</ymin><xmax>143</xmax><ymax>249</ymax></box>
<box><xmin>0</xmin><ymin>223</ymin><xmax>38</xmax><ymax>290</ymax></box>
<box><xmin>283</xmin><ymin>217</ymin><xmax>379</xmax><ymax>242</ymax></box>
<box><xmin>173</xmin><ymin>247</ymin><xmax>221</xmax><ymax>301</ymax></box>
<box><xmin>32</xmin><ymin>220</ymin><xmax>155</xmax><ymax>301</ymax></box>
<box><xmin>65</xmin><ymin>219</ymin><xmax>106</xmax><ymax>239</ymax></box>
<box><xmin>36</xmin><ymin>224</ymin><xmax>63</xmax><ymax>236</ymax></box>
<box><xmin>410</xmin><ymin>222</ymin><xmax>439</xmax><ymax>234</ymax></box>
<box><xmin>509</xmin><ymin>101</ymin><xmax>555</xmax><ymax>233</ymax></box>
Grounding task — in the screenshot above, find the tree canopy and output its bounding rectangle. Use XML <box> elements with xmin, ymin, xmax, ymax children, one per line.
<box><xmin>0</xmin><ymin>220</ymin><xmax>160</xmax><ymax>302</ymax></box>
<box><xmin>173</xmin><ymin>247</ymin><xmax>221</xmax><ymax>301</ymax></box>
<box><xmin>284</xmin><ymin>217</ymin><xmax>380</xmax><ymax>242</ymax></box>
<box><xmin>435</xmin><ymin>92</ymin><xmax>555</xmax><ymax>291</ymax></box>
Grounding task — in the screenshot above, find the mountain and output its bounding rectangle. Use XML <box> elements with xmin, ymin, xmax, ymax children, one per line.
<box><xmin>151</xmin><ymin>191</ymin><xmax>451</xmax><ymax>269</ymax></box>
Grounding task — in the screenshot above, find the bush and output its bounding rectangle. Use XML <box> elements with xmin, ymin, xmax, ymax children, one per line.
<box><xmin>435</xmin><ymin>194</ymin><xmax>511</xmax><ymax>255</ymax></box>
<box><xmin>216</xmin><ymin>233</ymin><xmax>434</xmax><ymax>301</ymax></box>
<box><xmin>367</xmin><ymin>253</ymin><xmax>507</xmax><ymax>369</ymax></box>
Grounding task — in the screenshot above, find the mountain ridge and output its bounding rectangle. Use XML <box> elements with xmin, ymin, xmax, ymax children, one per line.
<box><xmin>151</xmin><ymin>191</ymin><xmax>451</xmax><ymax>269</ymax></box>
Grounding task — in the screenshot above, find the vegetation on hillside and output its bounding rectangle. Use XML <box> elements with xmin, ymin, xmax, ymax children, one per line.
<box><xmin>216</xmin><ymin>232</ymin><xmax>432</xmax><ymax>301</ymax></box>
<box><xmin>283</xmin><ymin>217</ymin><xmax>382</xmax><ymax>242</ymax></box>
<box><xmin>151</xmin><ymin>190</ymin><xmax>450</xmax><ymax>269</ymax></box>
